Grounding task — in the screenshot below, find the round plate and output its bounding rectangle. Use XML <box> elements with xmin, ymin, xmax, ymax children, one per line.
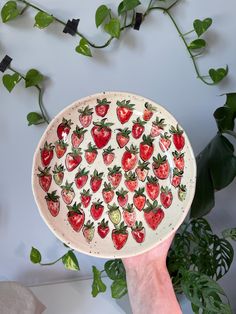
<box><xmin>32</xmin><ymin>92</ymin><xmax>196</xmax><ymax>258</ymax></box>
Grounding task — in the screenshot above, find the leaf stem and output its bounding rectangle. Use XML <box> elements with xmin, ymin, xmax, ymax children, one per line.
<box><xmin>182</xmin><ymin>29</ymin><xmax>195</xmax><ymax>36</ymax></box>
<box><xmin>40</xmin><ymin>255</ymin><xmax>63</xmax><ymax>266</ymax></box>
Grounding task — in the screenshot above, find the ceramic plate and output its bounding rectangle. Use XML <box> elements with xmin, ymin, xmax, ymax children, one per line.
<box><xmin>32</xmin><ymin>92</ymin><xmax>196</xmax><ymax>258</ymax></box>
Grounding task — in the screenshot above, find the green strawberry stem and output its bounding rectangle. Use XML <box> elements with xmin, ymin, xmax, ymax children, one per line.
<box><xmin>97</xmin><ymin>98</ymin><xmax>111</xmax><ymax>105</ymax></box>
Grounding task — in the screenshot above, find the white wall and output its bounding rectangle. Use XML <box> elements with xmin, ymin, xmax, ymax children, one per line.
<box><xmin>0</xmin><ymin>0</ymin><xmax>236</xmax><ymax>312</ymax></box>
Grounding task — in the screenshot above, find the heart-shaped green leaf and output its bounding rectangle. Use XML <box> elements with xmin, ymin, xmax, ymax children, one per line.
<box><xmin>92</xmin><ymin>266</ymin><xmax>107</xmax><ymax>297</ymax></box>
<box><xmin>2</xmin><ymin>73</ymin><xmax>20</xmax><ymax>92</ymax></box>
<box><xmin>193</xmin><ymin>18</ymin><xmax>212</xmax><ymax>37</ymax></box>
<box><xmin>104</xmin><ymin>259</ymin><xmax>126</xmax><ymax>280</ymax></box>
<box><xmin>104</xmin><ymin>18</ymin><xmax>121</xmax><ymax>39</ymax></box>
<box><xmin>123</xmin><ymin>0</ymin><xmax>141</xmax><ymax>11</ymax></box>
<box><xmin>30</xmin><ymin>247</ymin><xmax>42</xmax><ymax>264</ymax></box>
<box><xmin>34</xmin><ymin>12</ymin><xmax>54</xmax><ymax>29</ymax></box>
<box><xmin>62</xmin><ymin>250</ymin><xmax>80</xmax><ymax>271</ymax></box>
<box><xmin>75</xmin><ymin>38</ymin><xmax>92</xmax><ymax>57</ymax></box>
<box><xmin>95</xmin><ymin>5</ymin><xmax>110</xmax><ymax>28</ymax></box>
<box><xmin>27</xmin><ymin>112</ymin><xmax>44</xmax><ymax>126</ymax></box>
<box><xmin>1</xmin><ymin>1</ymin><xmax>19</xmax><ymax>23</ymax></box>
<box><xmin>25</xmin><ymin>69</ymin><xmax>44</xmax><ymax>87</ymax></box>
<box><xmin>209</xmin><ymin>66</ymin><xmax>228</xmax><ymax>84</ymax></box>
<box><xmin>188</xmin><ymin>39</ymin><xmax>206</xmax><ymax>50</ymax></box>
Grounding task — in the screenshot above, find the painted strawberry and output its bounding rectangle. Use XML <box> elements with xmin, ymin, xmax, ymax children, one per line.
<box><xmin>97</xmin><ymin>219</ymin><xmax>110</xmax><ymax>238</ymax></box>
<box><xmin>131</xmin><ymin>221</ymin><xmax>145</xmax><ymax>243</ymax></box>
<box><xmin>52</xmin><ymin>164</ymin><xmax>65</xmax><ymax>186</ymax></box>
<box><xmin>139</xmin><ymin>135</ymin><xmax>154</xmax><ymax>161</ymax></box>
<box><xmin>55</xmin><ymin>140</ymin><xmax>68</xmax><ymax>158</ymax></box>
<box><xmin>121</xmin><ymin>144</ymin><xmax>139</xmax><ymax>172</ymax></box>
<box><xmin>95</xmin><ymin>98</ymin><xmax>111</xmax><ymax>117</ymax></box>
<box><xmin>150</xmin><ymin>117</ymin><xmax>166</xmax><ymax>137</ymax></box>
<box><xmin>171</xmin><ymin>168</ymin><xmax>183</xmax><ymax>188</ymax></box>
<box><xmin>91</xmin><ymin>118</ymin><xmax>113</xmax><ymax>149</ymax></box>
<box><xmin>71</xmin><ymin>126</ymin><xmax>87</xmax><ymax>148</ymax></box>
<box><xmin>116</xmin><ymin>100</ymin><xmax>135</xmax><ymax>124</ymax></box>
<box><xmin>146</xmin><ymin>176</ymin><xmax>159</xmax><ymax>200</ymax></box>
<box><xmin>67</xmin><ymin>202</ymin><xmax>85</xmax><ymax>232</ymax></box>
<box><xmin>80</xmin><ymin>189</ymin><xmax>92</xmax><ymax>208</ymax></box>
<box><xmin>45</xmin><ymin>190</ymin><xmax>60</xmax><ymax>217</ymax></box>
<box><xmin>143</xmin><ymin>200</ymin><xmax>164</xmax><ymax>230</ymax></box>
<box><xmin>78</xmin><ymin>106</ymin><xmax>93</xmax><ymax>127</ymax></box>
<box><xmin>102</xmin><ymin>182</ymin><xmax>115</xmax><ymax>204</ymax></box>
<box><xmin>159</xmin><ymin>132</ymin><xmax>171</xmax><ymax>152</ymax></box>
<box><xmin>133</xmin><ymin>188</ymin><xmax>146</xmax><ymax>211</ymax></box>
<box><xmin>37</xmin><ymin>167</ymin><xmax>52</xmax><ymax>192</ymax></box>
<box><xmin>169</xmin><ymin>124</ymin><xmax>185</xmax><ymax>151</ymax></box>
<box><xmin>108</xmin><ymin>165</ymin><xmax>122</xmax><ymax>188</ymax></box>
<box><xmin>75</xmin><ymin>168</ymin><xmax>89</xmax><ymax>189</ymax></box>
<box><xmin>143</xmin><ymin>102</ymin><xmax>156</xmax><ymax>121</ymax></box>
<box><xmin>65</xmin><ymin>148</ymin><xmax>82</xmax><ymax>172</ymax></box>
<box><xmin>132</xmin><ymin>118</ymin><xmax>146</xmax><ymax>139</ymax></box>
<box><xmin>135</xmin><ymin>161</ymin><xmax>150</xmax><ymax>181</ymax></box>
<box><xmin>103</xmin><ymin>146</ymin><xmax>115</xmax><ymax>165</ymax></box>
<box><xmin>112</xmin><ymin>222</ymin><xmax>128</xmax><ymax>250</ymax></box>
<box><xmin>108</xmin><ymin>204</ymin><xmax>121</xmax><ymax>225</ymax></box>
<box><xmin>172</xmin><ymin>151</ymin><xmax>185</xmax><ymax>171</ymax></box>
<box><xmin>83</xmin><ymin>220</ymin><xmax>95</xmax><ymax>243</ymax></box>
<box><xmin>152</xmin><ymin>154</ymin><xmax>170</xmax><ymax>180</ymax></box>
<box><xmin>57</xmin><ymin>118</ymin><xmax>73</xmax><ymax>140</ymax></box>
<box><xmin>61</xmin><ymin>181</ymin><xmax>75</xmax><ymax>205</ymax></box>
<box><xmin>178</xmin><ymin>184</ymin><xmax>187</xmax><ymax>201</ymax></box>
<box><xmin>160</xmin><ymin>186</ymin><xmax>173</xmax><ymax>208</ymax></box>
<box><xmin>116</xmin><ymin>188</ymin><xmax>128</xmax><ymax>207</ymax></box>
<box><xmin>124</xmin><ymin>171</ymin><xmax>138</xmax><ymax>192</ymax></box>
<box><xmin>90</xmin><ymin>170</ymin><xmax>104</xmax><ymax>192</ymax></box>
<box><xmin>85</xmin><ymin>143</ymin><xmax>98</xmax><ymax>164</ymax></box>
<box><xmin>123</xmin><ymin>204</ymin><xmax>136</xmax><ymax>227</ymax></box>
<box><xmin>90</xmin><ymin>200</ymin><xmax>104</xmax><ymax>220</ymax></box>
<box><xmin>41</xmin><ymin>141</ymin><xmax>54</xmax><ymax>167</ymax></box>
<box><xmin>116</xmin><ymin>128</ymin><xmax>131</xmax><ymax>148</ymax></box>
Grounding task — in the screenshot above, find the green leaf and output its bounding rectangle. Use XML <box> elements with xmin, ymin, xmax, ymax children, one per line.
<box><xmin>25</xmin><ymin>69</ymin><xmax>44</xmax><ymax>87</ymax></box>
<box><xmin>62</xmin><ymin>250</ymin><xmax>79</xmax><ymax>271</ymax></box>
<box><xmin>104</xmin><ymin>259</ymin><xmax>126</xmax><ymax>280</ymax></box>
<box><xmin>2</xmin><ymin>73</ymin><xmax>20</xmax><ymax>92</ymax></box>
<box><xmin>191</xmin><ymin>218</ymin><xmax>213</xmax><ymax>240</ymax></box>
<box><xmin>123</xmin><ymin>0</ymin><xmax>141</xmax><ymax>11</ymax></box>
<box><xmin>95</xmin><ymin>5</ymin><xmax>110</xmax><ymax>28</ymax></box>
<box><xmin>213</xmin><ymin>107</ymin><xmax>234</xmax><ymax>132</ymax></box>
<box><xmin>1</xmin><ymin>1</ymin><xmax>20</xmax><ymax>23</ymax></box>
<box><xmin>75</xmin><ymin>38</ymin><xmax>92</xmax><ymax>57</ymax></box>
<box><xmin>209</xmin><ymin>66</ymin><xmax>228</xmax><ymax>84</ymax></box>
<box><xmin>193</xmin><ymin>18</ymin><xmax>212</xmax><ymax>37</ymax></box>
<box><xmin>91</xmin><ymin>266</ymin><xmax>106</xmax><ymax>297</ymax></box>
<box><xmin>104</xmin><ymin>18</ymin><xmax>121</xmax><ymax>39</ymax></box>
<box><xmin>222</xmin><ymin>228</ymin><xmax>236</xmax><ymax>241</ymax></box>
<box><xmin>34</xmin><ymin>12</ymin><xmax>54</xmax><ymax>29</ymax></box>
<box><xmin>27</xmin><ymin>112</ymin><xmax>44</xmax><ymax>126</ymax></box>
<box><xmin>111</xmin><ymin>279</ymin><xmax>127</xmax><ymax>299</ymax></box>
<box><xmin>188</xmin><ymin>39</ymin><xmax>206</xmax><ymax>50</ymax></box>
<box><xmin>224</xmin><ymin>93</ymin><xmax>236</xmax><ymax>113</ymax></box>
<box><xmin>30</xmin><ymin>247</ymin><xmax>42</xmax><ymax>264</ymax></box>
<box><xmin>118</xmin><ymin>2</ymin><xmax>125</xmax><ymax>15</ymax></box>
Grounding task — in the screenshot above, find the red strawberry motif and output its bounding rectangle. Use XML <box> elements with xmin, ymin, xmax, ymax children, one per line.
<box><xmin>57</xmin><ymin>118</ymin><xmax>73</xmax><ymax>140</ymax></box>
<box><xmin>85</xmin><ymin>143</ymin><xmax>98</xmax><ymax>164</ymax></box>
<box><xmin>102</xmin><ymin>182</ymin><xmax>115</xmax><ymax>204</ymax></box>
<box><xmin>159</xmin><ymin>132</ymin><xmax>171</xmax><ymax>152</ymax></box>
<box><xmin>90</xmin><ymin>200</ymin><xmax>104</xmax><ymax>220</ymax></box>
<box><xmin>67</xmin><ymin>202</ymin><xmax>85</xmax><ymax>232</ymax></box>
<box><xmin>160</xmin><ymin>186</ymin><xmax>173</xmax><ymax>208</ymax></box>
<box><xmin>171</xmin><ymin>168</ymin><xmax>183</xmax><ymax>188</ymax></box>
<box><xmin>135</xmin><ymin>161</ymin><xmax>150</xmax><ymax>181</ymax></box>
<box><xmin>143</xmin><ymin>102</ymin><xmax>156</xmax><ymax>121</ymax></box>
<box><xmin>116</xmin><ymin>188</ymin><xmax>128</xmax><ymax>207</ymax></box>
<box><xmin>143</xmin><ymin>200</ymin><xmax>164</xmax><ymax>230</ymax></box>
<box><xmin>133</xmin><ymin>188</ymin><xmax>146</xmax><ymax>211</ymax></box>
<box><xmin>61</xmin><ymin>181</ymin><xmax>75</xmax><ymax>205</ymax></box>
<box><xmin>95</xmin><ymin>98</ymin><xmax>111</xmax><ymax>117</ymax></box>
<box><xmin>45</xmin><ymin>190</ymin><xmax>60</xmax><ymax>217</ymax></box>
<box><xmin>131</xmin><ymin>221</ymin><xmax>145</xmax><ymax>243</ymax></box>
<box><xmin>83</xmin><ymin>220</ymin><xmax>95</xmax><ymax>243</ymax></box>
<box><xmin>170</xmin><ymin>125</ymin><xmax>185</xmax><ymax>151</ymax></box>
<box><xmin>108</xmin><ymin>166</ymin><xmax>122</xmax><ymax>188</ymax></box>
<box><xmin>37</xmin><ymin>167</ymin><xmax>52</xmax><ymax>192</ymax></box>
<box><xmin>116</xmin><ymin>128</ymin><xmax>131</xmax><ymax>148</ymax></box>
<box><xmin>123</xmin><ymin>204</ymin><xmax>136</xmax><ymax>227</ymax></box>
<box><xmin>124</xmin><ymin>171</ymin><xmax>138</xmax><ymax>192</ymax></box>
<box><xmin>75</xmin><ymin>168</ymin><xmax>89</xmax><ymax>189</ymax></box>
<box><xmin>78</xmin><ymin>106</ymin><xmax>93</xmax><ymax>127</ymax></box>
<box><xmin>116</xmin><ymin>100</ymin><xmax>135</xmax><ymax>124</ymax></box>
<box><xmin>132</xmin><ymin>118</ymin><xmax>146</xmax><ymax>139</ymax></box>
<box><xmin>150</xmin><ymin>117</ymin><xmax>166</xmax><ymax>137</ymax></box>
<box><xmin>108</xmin><ymin>204</ymin><xmax>121</xmax><ymax>225</ymax></box>
<box><xmin>97</xmin><ymin>219</ymin><xmax>110</xmax><ymax>239</ymax></box>
<box><xmin>152</xmin><ymin>154</ymin><xmax>170</xmax><ymax>180</ymax></box>
<box><xmin>80</xmin><ymin>189</ymin><xmax>92</xmax><ymax>208</ymax></box>
<box><xmin>71</xmin><ymin>126</ymin><xmax>87</xmax><ymax>148</ymax></box>
<box><xmin>102</xmin><ymin>146</ymin><xmax>115</xmax><ymax>165</ymax></box>
<box><xmin>112</xmin><ymin>222</ymin><xmax>128</xmax><ymax>250</ymax></box>
<box><xmin>121</xmin><ymin>144</ymin><xmax>139</xmax><ymax>172</ymax></box>
<box><xmin>41</xmin><ymin>141</ymin><xmax>54</xmax><ymax>167</ymax></box>
<box><xmin>55</xmin><ymin>140</ymin><xmax>68</xmax><ymax>158</ymax></box>
<box><xmin>178</xmin><ymin>184</ymin><xmax>187</xmax><ymax>201</ymax></box>
<box><xmin>90</xmin><ymin>170</ymin><xmax>103</xmax><ymax>192</ymax></box>
<box><xmin>139</xmin><ymin>135</ymin><xmax>154</xmax><ymax>161</ymax></box>
<box><xmin>65</xmin><ymin>148</ymin><xmax>82</xmax><ymax>172</ymax></box>
<box><xmin>91</xmin><ymin>118</ymin><xmax>113</xmax><ymax>149</ymax></box>
<box><xmin>53</xmin><ymin>164</ymin><xmax>65</xmax><ymax>186</ymax></box>
<box><xmin>146</xmin><ymin>176</ymin><xmax>159</xmax><ymax>200</ymax></box>
<box><xmin>172</xmin><ymin>151</ymin><xmax>185</xmax><ymax>171</ymax></box>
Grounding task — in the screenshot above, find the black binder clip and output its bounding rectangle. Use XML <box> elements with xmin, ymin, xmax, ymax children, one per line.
<box><xmin>63</xmin><ymin>19</ymin><xmax>80</xmax><ymax>36</ymax></box>
<box><xmin>0</xmin><ymin>55</ymin><xmax>12</xmax><ymax>73</ymax></box>
<box><xmin>133</xmin><ymin>13</ymin><xmax>143</xmax><ymax>31</ymax></box>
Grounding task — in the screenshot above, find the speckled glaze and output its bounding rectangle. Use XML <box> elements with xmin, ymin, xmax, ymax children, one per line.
<box><xmin>32</xmin><ymin>92</ymin><xmax>196</xmax><ymax>258</ymax></box>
